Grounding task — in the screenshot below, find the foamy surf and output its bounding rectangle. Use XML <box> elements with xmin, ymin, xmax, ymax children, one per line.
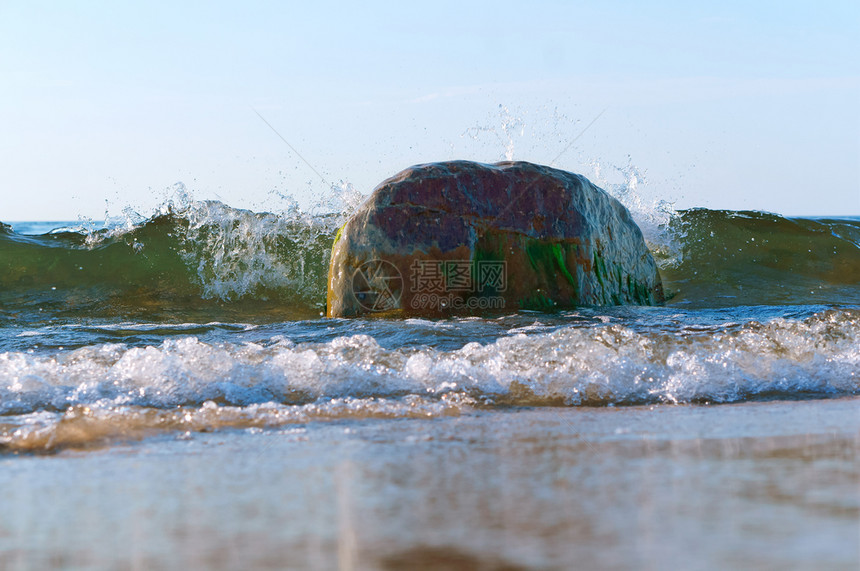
<box><xmin>1</xmin><ymin>307</ymin><xmax>856</xmax><ymax>452</ymax></box>
<box><xmin>2</xmin><ymin>164</ymin><xmax>859</xmax><ymax>454</ymax></box>
<box><xmin>0</xmin><ymin>395</ymin><xmax>470</xmax><ymax>454</ymax></box>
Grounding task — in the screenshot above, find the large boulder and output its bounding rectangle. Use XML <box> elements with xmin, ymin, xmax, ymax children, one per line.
<box><xmin>326</xmin><ymin>161</ymin><xmax>663</xmax><ymax>317</ymax></box>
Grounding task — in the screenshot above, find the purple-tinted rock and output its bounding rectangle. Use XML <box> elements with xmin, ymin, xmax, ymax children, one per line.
<box><xmin>327</xmin><ymin>161</ymin><xmax>663</xmax><ymax>317</ymax></box>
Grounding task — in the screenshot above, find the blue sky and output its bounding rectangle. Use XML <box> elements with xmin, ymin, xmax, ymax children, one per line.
<box><xmin>1</xmin><ymin>0</ymin><xmax>858</xmax><ymax>221</ymax></box>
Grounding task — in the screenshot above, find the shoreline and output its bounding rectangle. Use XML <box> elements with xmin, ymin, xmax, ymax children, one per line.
<box><xmin>2</xmin><ymin>397</ymin><xmax>858</xmax><ymax>569</ymax></box>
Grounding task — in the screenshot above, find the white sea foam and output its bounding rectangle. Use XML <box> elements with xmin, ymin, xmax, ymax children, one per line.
<box><xmin>1</xmin><ymin>310</ymin><xmax>856</xmax><ymax>415</ymax></box>
<box><xmin>1</xmin><ymin>308</ymin><xmax>857</xmax><ymax>452</ymax></box>
<box><xmin>172</xmin><ymin>179</ymin><xmax>367</xmax><ymax>301</ymax></box>
<box><xmin>77</xmin><ymin>184</ymin><xmax>359</xmax><ymax>304</ymax></box>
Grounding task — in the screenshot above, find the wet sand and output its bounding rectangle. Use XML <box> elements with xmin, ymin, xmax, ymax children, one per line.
<box><xmin>1</xmin><ymin>397</ymin><xmax>858</xmax><ymax>570</ymax></box>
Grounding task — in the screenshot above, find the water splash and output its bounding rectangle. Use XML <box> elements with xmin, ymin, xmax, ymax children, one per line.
<box><xmin>588</xmin><ymin>156</ymin><xmax>681</xmax><ymax>268</ymax></box>
<box><xmin>457</xmin><ymin>105</ymin><xmax>680</xmax><ymax>264</ymax></box>
<box><xmin>462</xmin><ymin>104</ymin><xmax>527</xmax><ymax>162</ymax></box>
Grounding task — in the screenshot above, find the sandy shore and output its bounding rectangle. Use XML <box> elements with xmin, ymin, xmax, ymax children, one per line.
<box><xmin>1</xmin><ymin>397</ymin><xmax>858</xmax><ymax>570</ymax></box>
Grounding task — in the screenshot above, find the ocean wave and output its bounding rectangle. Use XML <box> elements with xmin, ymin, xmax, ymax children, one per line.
<box><xmin>2</xmin><ymin>308</ymin><xmax>857</xmax><ymax>452</ymax></box>
<box><xmin>1</xmin><ymin>196</ymin><xmax>859</xmax><ymax>320</ymax></box>
<box><xmin>660</xmin><ymin>209</ymin><xmax>860</xmax><ymax>306</ymax></box>
<box><xmin>0</xmin><ymin>198</ymin><xmax>343</xmax><ymax>321</ymax></box>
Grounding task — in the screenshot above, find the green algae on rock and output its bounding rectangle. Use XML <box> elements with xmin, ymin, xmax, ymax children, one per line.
<box><xmin>326</xmin><ymin>161</ymin><xmax>664</xmax><ymax>317</ymax></box>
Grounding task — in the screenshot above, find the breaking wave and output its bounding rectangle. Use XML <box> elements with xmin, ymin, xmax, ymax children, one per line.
<box><xmin>1</xmin><ymin>307</ymin><xmax>857</xmax><ymax>452</ymax></box>
<box><xmin>2</xmin><ymin>198</ymin><xmax>858</xmax><ymax>321</ymax></box>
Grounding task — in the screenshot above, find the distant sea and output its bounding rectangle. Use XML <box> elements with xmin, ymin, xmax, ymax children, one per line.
<box><xmin>1</xmin><ymin>200</ymin><xmax>858</xmax><ymax>568</ymax></box>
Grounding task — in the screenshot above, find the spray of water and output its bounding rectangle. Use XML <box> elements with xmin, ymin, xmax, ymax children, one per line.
<box><xmin>462</xmin><ymin>104</ymin><xmax>683</xmax><ymax>267</ymax></box>
<box><xmin>461</xmin><ymin>104</ymin><xmax>527</xmax><ymax>162</ymax></box>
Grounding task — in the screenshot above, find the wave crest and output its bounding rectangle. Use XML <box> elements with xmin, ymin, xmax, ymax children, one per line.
<box><xmin>2</xmin><ymin>309</ymin><xmax>857</xmax><ymax>411</ymax></box>
<box><xmin>1</xmin><ymin>190</ymin><xmax>858</xmax><ymax>318</ymax></box>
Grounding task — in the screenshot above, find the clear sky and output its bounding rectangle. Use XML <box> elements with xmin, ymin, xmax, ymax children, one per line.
<box><xmin>1</xmin><ymin>0</ymin><xmax>858</xmax><ymax>221</ymax></box>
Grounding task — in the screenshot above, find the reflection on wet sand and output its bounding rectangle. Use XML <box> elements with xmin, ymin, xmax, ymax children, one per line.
<box><xmin>0</xmin><ymin>399</ymin><xmax>858</xmax><ymax>569</ymax></box>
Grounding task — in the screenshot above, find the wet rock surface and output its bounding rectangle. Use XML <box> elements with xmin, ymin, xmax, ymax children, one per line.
<box><xmin>327</xmin><ymin>161</ymin><xmax>663</xmax><ymax>317</ymax></box>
